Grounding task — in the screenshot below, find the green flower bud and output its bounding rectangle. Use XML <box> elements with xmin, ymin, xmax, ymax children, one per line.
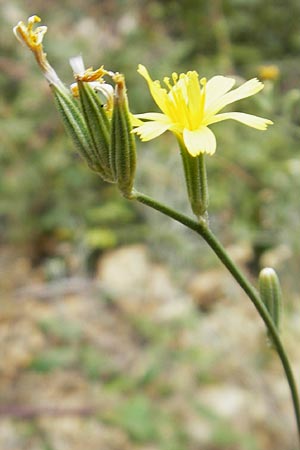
<box><xmin>110</xmin><ymin>74</ymin><xmax>136</xmax><ymax>198</ymax></box>
<box><xmin>259</xmin><ymin>267</ymin><xmax>282</xmax><ymax>332</ymax></box>
<box><xmin>76</xmin><ymin>80</ymin><xmax>115</xmax><ymax>182</ymax></box>
<box><xmin>51</xmin><ymin>84</ymin><xmax>108</xmax><ymax>178</ymax></box>
<box><xmin>69</xmin><ymin>56</ymin><xmax>117</xmax><ymax>182</ymax></box>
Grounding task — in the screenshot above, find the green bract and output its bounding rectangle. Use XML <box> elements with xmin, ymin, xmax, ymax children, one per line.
<box><xmin>77</xmin><ymin>80</ymin><xmax>114</xmax><ymax>182</ymax></box>
<box><xmin>110</xmin><ymin>74</ymin><xmax>136</xmax><ymax>198</ymax></box>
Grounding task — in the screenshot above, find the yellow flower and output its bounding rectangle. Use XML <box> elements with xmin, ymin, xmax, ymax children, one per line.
<box><xmin>258</xmin><ymin>64</ymin><xmax>280</xmax><ymax>81</ymax></box>
<box><xmin>133</xmin><ymin>65</ymin><xmax>273</xmax><ymax>156</ymax></box>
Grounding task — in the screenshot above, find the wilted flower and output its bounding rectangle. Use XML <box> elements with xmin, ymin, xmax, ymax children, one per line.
<box><xmin>133</xmin><ymin>65</ymin><xmax>273</xmax><ymax>156</ymax></box>
<box><xmin>13</xmin><ymin>15</ymin><xmax>64</xmax><ymax>89</ymax></box>
<box><xmin>69</xmin><ymin>55</ymin><xmax>114</xmax><ymax>114</ymax></box>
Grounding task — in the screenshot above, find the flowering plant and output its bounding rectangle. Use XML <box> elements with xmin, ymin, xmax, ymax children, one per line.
<box><xmin>13</xmin><ymin>15</ymin><xmax>300</xmax><ymax>445</ymax></box>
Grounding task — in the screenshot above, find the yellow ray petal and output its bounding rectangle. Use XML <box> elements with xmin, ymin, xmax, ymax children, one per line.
<box><xmin>130</xmin><ymin>114</ymin><xmax>144</xmax><ymax>127</ymax></box>
<box><xmin>185</xmin><ymin>71</ymin><xmax>202</xmax><ymax>128</ymax></box>
<box><xmin>205</xmin><ymin>76</ymin><xmax>236</xmax><ymax>110</ymax></box>
<box><xmin>205</xmin><ymin>78</ymin><xmax>264</xmax><ymax>116</ymax></box>
<box><xmin>183</xmin><ymin>127</ymin><xmax>216</xmax><ymax>156</ymax></box>
<box><xmin>134</xmin><ymin>112</ymin><xmax>171</xmax><ymax>122</ymax></box>
<box><xmin>132</xmin><ymin>121</ymin><xmax>172</xmax><ymax>141</ymax></box>
<box><xmin>137</xmin><ymin>65</ymin><xmax>170</xmax><ymax>116</ymax></box>
<box><xmin>205</xmin><ymin>112</ymin><xmax>273</xmax><ymax>130</ymax></box>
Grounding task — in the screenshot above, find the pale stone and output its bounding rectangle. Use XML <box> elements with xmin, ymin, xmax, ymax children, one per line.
<box><xmin>97</xmin><ymin>245</ymin><xmax>150</xmax><ymax>297</ymax></box>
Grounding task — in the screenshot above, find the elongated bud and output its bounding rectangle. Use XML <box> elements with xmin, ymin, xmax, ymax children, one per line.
<box><xmin>259</xmin><ymin>267</ymin><xmax>282</xmax><ymax>332</ymax></box>
<box><xmin>70</xmin><ymin>56</ymin><xmax>116</xmax><ymax>182</ymax></box>
<box><xmin>76</xmin><ymin>81</ymin><xmax>115</xmax><ymax>181</ymax></box>
<box><xmin>178</xmin><ymin>139</ymin><xmax>209</xmax><ymax>219</ymax></box>
<box><xmin>110</xmin><ymin>73</ymin><xmax>136</xmax><ymax>198</ymax></box>
<box><xmin>51</xmin><ymin>84</ymin><xmax>109</xmax><ymax>176</ymax></box>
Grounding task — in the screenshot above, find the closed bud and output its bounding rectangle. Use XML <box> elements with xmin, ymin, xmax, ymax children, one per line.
<box><xmin>70</xmin><ymin>56</ymin><xmax>115</xmax><ymax>182</ymax></box>
<box><xmin>259</xmin><ymin>267</ymin><xmax>282</xmax><ymax>332</ymax></box>
<box><xmin>110</xmin><ymin>73</ymin><xmax>136</xmax><ymax>198</ymax></box>
<box><xmin>51</xmin><ymin>84</ymin><xmax>109</xmax><ymax>176</ymax></box>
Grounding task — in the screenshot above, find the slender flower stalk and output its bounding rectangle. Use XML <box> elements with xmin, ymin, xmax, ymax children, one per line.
<box><xmin>131</xmin><ymin>189</ymin><xmax>300</xmax><ymax>443</ymax></box>
<box><xmin>133</xmin><ymin>65</ymin><xmax>273</xmax><ymax>156</ymax></box>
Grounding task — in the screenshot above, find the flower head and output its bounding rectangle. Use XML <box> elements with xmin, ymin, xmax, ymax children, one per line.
<box><xmin>258</xmin><ymin>64</ymin><xmax>280</xmax><ymax>81</ymax></box>
<box><xmin>133</xmin><ymin>65</ymin><xmax>273</xmax><ymax>156</ymax></box>
<box><xmin>13</xmin><ymin>15</ymin><xmax>47</xmax><ymax>57</ymax></box>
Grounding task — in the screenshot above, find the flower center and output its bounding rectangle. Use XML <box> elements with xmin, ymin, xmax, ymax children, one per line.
<box><xmin>161</xmin><ymin>71</ymin><xmax>207</xmax><ymax>131</ymax></box>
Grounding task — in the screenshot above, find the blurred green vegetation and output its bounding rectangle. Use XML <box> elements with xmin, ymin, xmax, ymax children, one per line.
<box><xmin>2</xmin><ymin>0</ymin><xmax>300</xmax><ymax>280</ymax></box>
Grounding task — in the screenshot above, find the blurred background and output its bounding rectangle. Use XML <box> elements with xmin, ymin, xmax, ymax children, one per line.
<box><xmin>1</xmin><ymin>0</ymin><xmax>300</xmax><ymax>449</ymax></box>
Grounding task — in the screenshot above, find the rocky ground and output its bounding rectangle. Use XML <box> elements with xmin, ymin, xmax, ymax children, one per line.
<box><xmin>0</xmin><ymin>244</ymin><xmax>299</xmax><ymax>450</ymax></box>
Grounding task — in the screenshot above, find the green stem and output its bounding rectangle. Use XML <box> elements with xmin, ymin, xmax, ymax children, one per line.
<box><xmin>131</xmin><ymin>188</ymin><xmax>300</xmax><ymax>444</ymax></box>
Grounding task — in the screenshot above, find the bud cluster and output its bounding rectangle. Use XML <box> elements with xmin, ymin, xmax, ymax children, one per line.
<box><xmin>14</xmin><ymin>16</ymin><xmax>136</xmax><ymax>197</ymax></box>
